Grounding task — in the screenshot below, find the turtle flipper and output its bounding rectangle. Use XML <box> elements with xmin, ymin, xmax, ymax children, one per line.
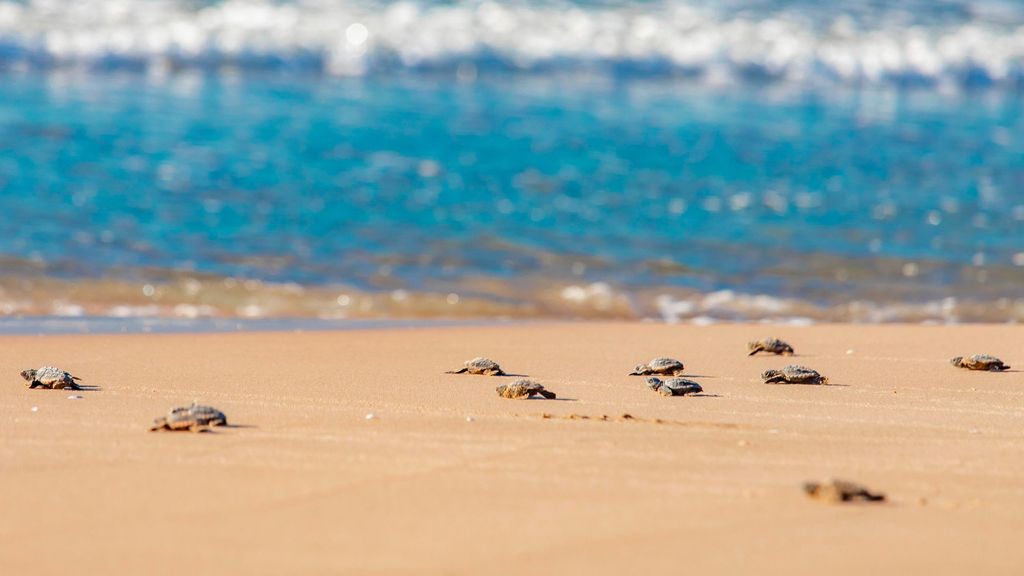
<box><xmin>747</xmin><ymin>345</ymin><xmax>761</xmax><ymax>356</ymax></box>
<box><xmin>860</xmin><ymin>490</ymin><xmax>886</xmax><ymax>502</ymax></box>
<box><xmin>537</xmin><ymin>389</ymin><xmax>556</xmax><ymax>400</ymax></box>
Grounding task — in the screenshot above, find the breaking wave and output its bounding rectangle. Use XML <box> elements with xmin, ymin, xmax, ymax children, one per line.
<box><xmin>2</xmin><ymin>269</ymin><xmax>1023</xmax><ymax>324</ymax></box>
<box><xmin>1</xmin><ymin>0</ymin><xmax>1023</xmax><ymax>88</ymax></box>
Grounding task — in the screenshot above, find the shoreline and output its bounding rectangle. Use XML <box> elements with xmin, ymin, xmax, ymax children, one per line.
<box><xmin>1</xmin><ymin>313</ymin><xmax>1022</xmax><ymax>336</ymax></box>
<box><xmin>3</xmin><ymin>257</ymin><xmax>1024</xmax><ymax>324</ymax></box>
<box><xmin>0</xmin><ymin>315</ymin><xmax>510</xmax><ymax>335</ymax></box>
<box><xmin>2</xmin><ymin>322</ymin><xmax>1022</xmax><ymax>574</ymax></box>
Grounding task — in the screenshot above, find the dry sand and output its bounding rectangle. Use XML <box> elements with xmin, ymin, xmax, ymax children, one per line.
<box><xmin>1</xmin><ymin>322</ymin><xmax>1022</xmax><ymax>575</ymax></box>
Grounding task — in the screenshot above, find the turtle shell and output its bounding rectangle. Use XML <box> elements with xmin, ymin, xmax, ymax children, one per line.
<box><xmin>782</xmin><ymin>365</ymin><xmax>822</xmax><ymax>382</ymax></box>
<box><xmin>658</xmin><ymin>378</ymin><xmax>703</xmax><ymax>396</ymax></box>
<box><xmin>647</xmin><ymin>377</ymin><xmax>702</xmax><ymax>396</ymax></box>
<box><xmin>496</xmin><ymin>379</ymin><xmax>555</xmax><ymax>399</ymax></box>
<box><xmin>178</xmin><ymin>403</ymin><xmax>228</xmax><ymax>426</ymax></box>
<box><xmin>648</xmin><ymin>358</ymin><xmax>684</xmax><ymax>371</ymax></box>
<box><xmin>152</xmin><ymin>403</ymin><xmax>228</xmax><ymax>431</ymax></box>
<box><xmin>467</xmin><ymin>357</ymin><xmax>501</xmax><ymax>372</ymax></box>
<box><xmin>763</xmin><ymin>365</ymin><xmax>828</xmax><ymax>385</ymax></box>
<box><xmin>33</xmin><ymin>366</ymin><xmax>78</xmax><ymax>389</ymax></box>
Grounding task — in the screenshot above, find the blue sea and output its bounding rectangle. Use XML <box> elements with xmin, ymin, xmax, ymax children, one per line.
<box><xmin>0</xmin><ymin>0</ymin><xmax>1022</xmax><ymax>323</ymax></box>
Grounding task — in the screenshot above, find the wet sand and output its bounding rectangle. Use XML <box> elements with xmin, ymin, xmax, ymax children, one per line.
<box><xmin>1</xmin><ymin>323</ymin><xmax>1022</xmax><ymax>575</ymax></box>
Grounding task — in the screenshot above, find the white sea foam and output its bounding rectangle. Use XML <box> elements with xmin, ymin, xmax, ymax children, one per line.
<box><xmin>657</xmin><ymin>290</ymin><xmax>810</xmax><ymax>323</ymax></box>
<box><xmin>51</xmin><ymin>301</ymin><xmax>85</xmax><ymax>317</ymax></box>
<box><xmin>3</xmin><ymin>277</ymin><xmax>1024</xmax><ymax>323</ymax></box>
<box><xmin>107</xmin><ymin>304</ymin><xmax>163</xmax><ymax>317</ymax></box>
<box><xmin>0</xmin><ymin>0</ymin><xmax>1021</xmax><ymax>88</ymax></box>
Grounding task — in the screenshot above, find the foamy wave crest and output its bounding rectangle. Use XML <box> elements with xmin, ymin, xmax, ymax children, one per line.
<box><xmin>1</xmin><ymin>0</ymin><xmax>1023</xmax><ymax>88</ymax></box>
<box><xmin>3</xmin><ymin>271</ymin><xmax>1024</xmax><ymax>324</ymax></box>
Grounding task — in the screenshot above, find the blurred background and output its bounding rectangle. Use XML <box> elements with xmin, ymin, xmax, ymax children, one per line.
<box><xmin>0</xmin><ymin>0</ymin><xmax>1022</xmax><ymax>323</ymax></box>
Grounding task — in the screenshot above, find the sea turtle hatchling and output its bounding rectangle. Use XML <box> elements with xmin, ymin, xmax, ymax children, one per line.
<box><xmin>447</xmin><ymin>357</ymin><xmax>506</xmax><ymax>376</ymax></box>
<box><xmin>803</xmin><ymin>479</ymin><xmax>886</xmax><ymax>504</ymax></box>
<box><xmin>20</xmin><ymin>366</ymin><xmax>82</xmax><ymax>390</ymax></box>
<box><xmin>761</xmin><ymin>365</ymin><xmax>829</xmax><ymax>385</ymax></box>
<box><xmin>747</xmin><ymin>337</ymin><xmax>794</xmax><ymax>356</ymax></box>
<box><xmin>496</xmin><ymin>379</ymin><xmax>556</xmax><ymax>400</ymax></box>
<box><xmin>629</xmin><ymin>358</ymin><xmax>685</xmax><ymax>376</ymax></box>
<box><xmin>150</xmin><ymin>402</ymin><xmax>228</xmax><ymax>432</ymax></box>
<box><xmin>646</xmin><ymin>377</ymin><xmax>703</xmax><ymax>397</ymax></box>
<box><xmin>950</xmin><ymin>354</ymin><xmax>1010</xmax><ymax>371</ymax></box>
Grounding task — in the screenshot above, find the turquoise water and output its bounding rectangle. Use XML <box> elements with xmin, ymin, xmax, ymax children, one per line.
<box><xmin>1</xmin><ymin>1</ymin><xmax>1023</xmax><ymax>322</ymax></box>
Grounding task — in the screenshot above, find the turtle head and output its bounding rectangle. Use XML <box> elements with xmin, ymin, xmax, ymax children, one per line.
<box><xmin>949</xmin><ymin>356</ymin><xmax>963</xmax><ymax>366</ymax></box>
<box><xmin>645</xmin><ymin>377</ymin><xmax>663</xmax><ymax>391</ymax></box>
<box><xmin>149</xmin><ymin>417</ymin><xmax>167</xmax><ymax>432</ymax></box>
<box><xmin>761</xmin><ymin>369</ymin><xmax>782</xmax><ymax>380</ymax></box>
<box><xmin>630</xmin><ymin>363</ymin><xmax>649</xmax><ymax>375</ymax></box>
<box><xmin>20</xmin><ymin>369</ymin><xmax>36</xmax><ymax>382</ymax></box>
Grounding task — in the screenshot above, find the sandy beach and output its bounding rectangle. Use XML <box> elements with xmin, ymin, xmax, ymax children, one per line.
<box><xmin>1</xmin><ymin>322</ymin><xmax>1022</xmax><ymax>575</ymax></box>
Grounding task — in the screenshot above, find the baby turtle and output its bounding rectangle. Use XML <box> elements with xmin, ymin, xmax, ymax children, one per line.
<box><xmin>496</xmin><ymin>379</ymin><xmax>556</xmax><ymax>400</ymax></box>
<box><xmin>747</xmin><ymin>337</ymin><xmax>794</xmax><ymax>356</ymax></box>
<box><xmin>150</xmin><ymin>402</ymin><xmax>227</xmax><ymax>432</ymax></box>
<box><xmin>447</xmin><ymin>357</ymin><xmax>506</xmax><ymax>376</ymax></box>
<box><xmin>21</xmin><ymin>366</ymin><xmax>81</xmax><ymax>390</ymax></box>
<box><xmin>803</xmin><ymin>479</ymin><xmax>886</xmax><ymax>504</ymax></box>
<box><xmin>646</xmin><ymin>377</ymin><xmax>703</xmax><ymax>397</ymax></box>
<box><xmin>950</xmin><ymin>354</ymin><xmax>1010</xmax><ymax>371</ymax></box>
<box><xmin>629</xmin><ymin>358</ymin><xmax>685</xmax><ymax>376</ymax></box>
<box><xmin>762</xmin><ymin>365</ymin><xmax>829</xmax><ymax>385</ymax></box>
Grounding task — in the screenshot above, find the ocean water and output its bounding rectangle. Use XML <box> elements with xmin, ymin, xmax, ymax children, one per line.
<box><xmin>0</xmin><ymin>0</ymin><xmax>1023</xmax><ymax>323</ymax></box>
